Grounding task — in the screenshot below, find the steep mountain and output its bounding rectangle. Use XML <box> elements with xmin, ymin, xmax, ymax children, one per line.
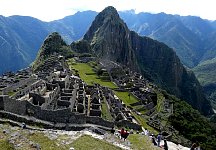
<box><xmin>32</xmin><ymin>32</ymin><xmax>72</xmax><ymax>71</ymax></box>
<box><xmin>72</xmin><ymin>6</ymin><xmax>213</xmax><ymax>116</ymax></box>
<box><xmin>1</xmin><ymin>10</ymin><xmax>216</xmax><ymax>111</ymax></box>
<box><xmin>119</xmin><ymin>12</ymin><xmax>216</xmax><ymax>68</ymax></box>
<box><xmin>193</xmin><ymin>58</ymin><xmax>216</xmax><ymax>109</ymax></box>
<box><xmin>48</xmin><ymin>11</ymin><xmax>97</xmax><ymax>43</ymax></box>
<box><xmin>2</xmin><ymin>10</ymin><xmax>216</xmax><ymax>73</ymax></box>
<box><xmin>0</xmin><ymin>12</ymin><xmax>96</xmax><ymax>74</ymax></box>
<box><xmin>0</xmin><ymin>15</ymin><xmax>48</xmax><ymax>74</ymax></box>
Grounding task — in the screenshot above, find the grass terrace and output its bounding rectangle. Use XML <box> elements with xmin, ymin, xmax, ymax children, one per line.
<box><xmin>72</xmin><ymin>135</ymin><xmax>122</xmax><ymax>150</ymax></box>
<box><xmin>69</xmin><ymin>62</ymin><xmax>117</xmax><ymax>89</ymax></box>
<box><xmin>68</xmin><ymin>59</ymin><xmax>158</xmax><ymax>133</ymax></box>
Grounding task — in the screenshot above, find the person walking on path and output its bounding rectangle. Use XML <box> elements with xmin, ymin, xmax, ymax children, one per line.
<box><xmin>164</xmin><ymin>139</ymin><xmax>168</xmax><ymax>150</ymax></box>
<box><xmin>157</xmin><ymin>133</ymin><xmax>162</xmax><ymax>147</ymax></box>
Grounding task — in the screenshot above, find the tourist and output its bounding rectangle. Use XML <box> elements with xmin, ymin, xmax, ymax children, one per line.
<box><xmin>21</xmin><ymin>122</ymin><xmax>26</xmax><ymax>129</ymax></box>
<box><xmin>120</xmin><ymin>128</ymin><xmax>125</xmax><ymax>139</ymax></box>
<box><xmin>157</xmin><ymin>133</ymin><xmax>162</xmax><ymax>147</ymax></box>
<box><xmin>164</xmin><ymin>139</ymin><xmax>168</xmax><ymax>150</ymax></box>
<box><xmin>195</xmin><ymin>142</ymin><xmax>200</xmax><ymax>150</ymax></box>
<box><xmin>151</xmin><ymin>135</ymin><xmax>157</xmax><ymax>146</ymax></box>
<box><xmin>190</xmin><ymin>142</ymin><xmax>197</xmax><ymax>150</ymax></box>
<box><xmin>111</xmin><ymin>127</ymin><xmax>115</xmax><ymax>134</ymax></box>
<box><xmin>122</xmin><ymin>130</ymin><xmax>129</xmax><ymax>140</ymax></box>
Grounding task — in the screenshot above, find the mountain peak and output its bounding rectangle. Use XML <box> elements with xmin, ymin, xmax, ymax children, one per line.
<box><xmin>101</xmin><ymin>6</ymin><xmax>118</xmax><ymax>15</ymax></box>
<box><xmin>74</xmin><ymin>7</ymin><xmax>213</xmax><ymax>115</ymax></box>
<box><xmin>32</xmin><ymin>32</ymin><xmax>66</xmax><ymax>71</ymax></box>
<box><xmin>83</xmin><ymin>6</ymin><xmax>126</xmax><ymax>42</ymax></box>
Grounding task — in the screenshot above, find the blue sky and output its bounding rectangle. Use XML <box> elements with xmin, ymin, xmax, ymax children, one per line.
<box><xmin>0</xmin><ymin>0</ymin><xmax>215</xmax><ymax>21</ymax></box>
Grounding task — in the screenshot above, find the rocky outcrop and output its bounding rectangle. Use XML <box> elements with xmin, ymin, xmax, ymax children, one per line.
<box><xmin>32</xmin><ymin>32</ymin><xmax>67</xmax><ymax>71</ymax></box>
<box><xmin>73</xmin><ymin>6</ymin><xmax>213</xmax><ymax>115</ymax></box>
<box><xmin>82</xmin><ymin>6</ymin><xmax>137</xmax><ymax>70</ymax></box>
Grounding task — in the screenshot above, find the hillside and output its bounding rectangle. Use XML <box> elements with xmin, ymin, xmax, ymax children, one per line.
<box><xmin>193</xmin><ymin>58</ymin><xmax>216</xmax><ymax>109</ymax></box>
<box><xmin>2</xmin><ymin>10</ymin><xmax>216</xmax><ymax>74</ymax></box>
<box><xmin>73</xmin><ymin>6</ymin><xmax>213</xmax><ymax>116</ymax></box>
<box><xmin>0</xmin><ymin>15</ymin><xmax>48</xmax><ymax>74</ymax></box>
<box><xmin>0</xmin><ymin>12</ymin><xmax>97</xmax><ymax>74</ymax></box>
<box><xmin>32</xmin><ymin>32</ymin><xmax>72</xmax><ymax>72</ymax></box>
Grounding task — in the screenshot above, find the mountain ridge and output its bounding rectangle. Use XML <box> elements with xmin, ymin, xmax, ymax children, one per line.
<box><xmin>73</xmin><ymin>6</ymin><xmax>213</xmax><ymax>116</ymax></box>
<box><xmin>2</xmin><ymin>10</ymin><xmax>216</xmax><ymax>74</ymax></box>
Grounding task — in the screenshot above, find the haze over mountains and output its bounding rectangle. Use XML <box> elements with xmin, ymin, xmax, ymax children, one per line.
<box><xmin>1</xmin><ymin>8</ymin><xmax>216</xmax><ymax>110</ymax></box>
<box><xmin>1</xmin><ymin>10</ymin><xmax>216</xmax><ymax>74</ymax></box>
<box><xmin>70</xmin><ymin>6</ymin><xmax>213</xmax><ymax>116</ymax></box>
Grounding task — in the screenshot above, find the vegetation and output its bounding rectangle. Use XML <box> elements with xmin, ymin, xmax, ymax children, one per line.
<box><xmin>0</xmin><ymin>139</ymin><xmax>14</xmax><ymax>150</ymax></box>
<box><xmin>32</xmin><ymin>32</ymin><xmax>71</xmax><ymax>71</ymax></box>
<box><xmin>7</xmin><ymin>91</ymin><xmax>16</xmax><ymax>97</ymax></box>
<box><xmin>27</xmin><ymin>133</ymin><xmax>67</xmax><ymax>150</ymax></box>
<box><xmin>193</xmin><ymin>58</ymin><xmax>216</xmax><ymax>110</ymax></box>
<box><xmin>166</xmin><ymin>92</ymin><xmax>216</xmax><ymax>150</ymax></box>
<box><xmin>131</xmin><ymin>112</ymin><xmax>158</xmax><ymax>134</ymax></box>
<box><xmin>101</xmin><ymin>99</ymin><xmax>113</xmax><ymax>121</ymax></box>
<box><xmin>69</xmin><ymin>61</ymin><xmax>117</xmax><ymax>89</ymax></box>
<box><xmin>72</xmin><ymin>135</ymin><xmax>122</xmax><ymax>150</ymax></box>
<box><xmin>68</xmin><ymin>61</ymin><xmax>158</xmax><ymax>134</ymax></box>
<box><xmin>68</xmin><ymin>60</ymin><xmax>216</xmax><ymax>149</ymax></box>
<box><xmin>156</xmin><ymin>92</ymin><xmax>165</xmax><ymax>112</ymax></box>
<box><xmin>114</xmin><ymin>91</ymin><xmax>139</xmax><ymax>106</ymax></box>
<box><xmin>193</xmin><ymin>57</ymin><xmax>216</xmax><ymax>86</ymax></box>
<box><xmin>128</xmin><ymin>134</ymin><xmax>160</xmax><ymax>150</ymax></box>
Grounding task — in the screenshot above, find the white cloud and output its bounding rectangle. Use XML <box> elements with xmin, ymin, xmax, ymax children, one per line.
<box><xmin>0</xmin><ymin>0</ymin><xmax>215</xmax><ymax>21</ymax></box>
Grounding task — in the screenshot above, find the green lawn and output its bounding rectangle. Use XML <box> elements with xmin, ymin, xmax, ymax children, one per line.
<box><xmin>68</xmin><ymin>61</ymin><xmax>158</xmax><ymax>134</ymax></box>
<box><xmin>0</xmin><ymin>139</ymin><xmax>14</xmax><ymax>150</ymax></box>
<box><xmin>114</xmin><ymin>91</ymin><xmax>139</xmax><ymax>106</ymax></box>
<box><xmin>28</xmin><ymin>132</ymin><xmax>69</xmax><ymax>150</ymax></box>
<box><xmin>72</xmin><ymin>135</ymin><xmax>122</xmax><ymax>150</ymax></box>
<box><xmin>156</xmin><ymin>92</ymin><xmax>164</xmax><ymax>112</ymax></box>
<box><xmin>101</xmin><ymin>100</ymin><xmax>113</xmax><ymax>121</ymax></box>
<box><xmin>128</xmin><ymin>134</ymin><xmax>160</xmax><ymax>150</ymax></box>
<box><xmin>131</xmin><ymin>112</ymin><xmax>158</xmax><ymax>134</ymax></box>
<box><xmin>70</xmin><ymin>63</ymin><xmax>117</xmax><ymax>89</ymax></box>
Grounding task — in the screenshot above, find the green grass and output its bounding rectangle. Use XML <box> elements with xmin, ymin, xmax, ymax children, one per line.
<box><xmin>156</xmin><ymin>92</ymin><xmax>164</xmax><ymax>112</ymax></box>
<box><xmin>128</xmin><ymin>134</ymin><xmax>160</xmax><ymax>150</ymax></box>
<box><xmin>193</xmin><ymin>57</ymin><xmax>216</xmax><ymax>86</ymax></box>
<box><xmin>69</xmin><ymin>62</ymin><xmax>117</xmax><ymax>89</ymax></box>
<box><xmin>133</xmin><ymin>105</ymin><xmax>147</xmax><ymax>114</ymax></box>
<box><xmin>131</xmin><ymin>112</ymin><xmax>158</xmax><ymax>134</ymax></box>
<box><xmin>27</xmin><ymin>133</ymin><xmax>69</xmax><ymax>150</ymax></box>
<box><xmin>101</xmin><ymin>99</ymin><xmax>113</xmax><ymax>121</ymax></box>
<box><xmin>72</xmin><ymin>135</ymin><xmax>122</xmax><ymax>150</ymax></box>
<box><xmin>114</xmin><ymin>91</ymin><xmax>139</xmax><ymax>106</ymax></box>
<box><xmin>0</xmin><ymin>139</ymin><xmax>14</xmax><ymax>150</ymax></box>
<box><xmin>7</xmin><ymin>91</ymin><xmax>16</xmax><ymax>97</ymax></box>
<box><xmin>69</xmin><ymin>61</ymin><xmax>158</xmax><ymax>134</ymax></box>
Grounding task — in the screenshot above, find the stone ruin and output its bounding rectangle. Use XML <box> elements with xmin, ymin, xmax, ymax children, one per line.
<box><xmin>0</xmin><ymin>55</ymin><xmax>143</xmax><ymax>131</ymax></box>
<box><xmin>0</xmin><ymin>55</ymin><xmax>175</xmax><ymax>132</ymax></box>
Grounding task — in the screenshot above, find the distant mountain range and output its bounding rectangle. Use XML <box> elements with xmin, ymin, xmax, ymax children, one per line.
<box><xmin>1</xmin><ymin>9</ymin><xmax>216</xmax><ymax>109</ymax></box>
<box><xmin>70</xmin><ymin>6</ymin><xmax>212</xmax><ymax>116</ymax></box>
<box><xmin>0</xmin><ymin>11</ymin><xmax>97</xmax><ymax>74</ymax></box>
<box><xmin>1</xmin><ymin>10</ymin><xmax>216</xmax><ymax>74</ymax></box>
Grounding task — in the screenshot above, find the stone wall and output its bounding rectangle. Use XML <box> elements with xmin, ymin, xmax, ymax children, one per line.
<box><xmin>26</xmin><ymin>101</ymin><xmax>86</xmax><ymax>124</ymax></box>
<box><xmin>86</xmin><ymin>116</ymin><xmax>114</xmax><ymax>128</ymax></box>
<box><xmin>29</xmin><ymin>93</ymin><xmax>45</xmax><ymax>106</ymax></box>
<box><xmin>2</xmin><ymin>96</ymin><xmax>27</xmax><ymax>115</ymax></box>
<box><xmin>2</xmin><ymin>76</ymin><xmax>36</xmax><ymax>95</ymax></box>
<box><xmin>115</xmin><ymin>120</ymin><xmax>142</xmax><ymax>130</ymax></box>
<box><xmin>0</xmin><ymin>95</ymin><xmax>7</xmax><ymax>110</ymax></box>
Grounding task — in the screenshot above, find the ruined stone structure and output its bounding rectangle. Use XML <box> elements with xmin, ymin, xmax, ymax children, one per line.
<box><xmin>0</xmin><ymin>55</ymin><xmax>143</xmax><ymax>130</ymax></box>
